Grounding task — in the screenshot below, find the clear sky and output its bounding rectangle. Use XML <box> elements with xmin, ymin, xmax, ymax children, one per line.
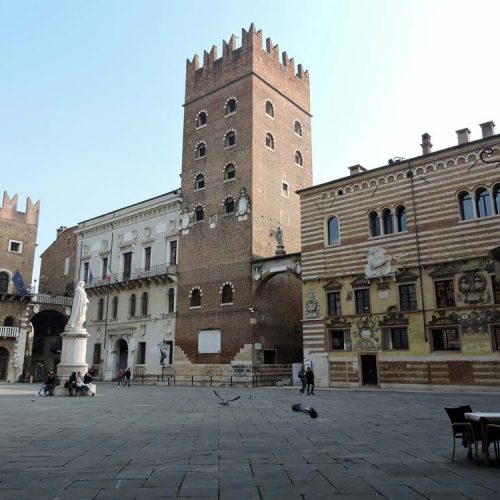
<box><xmin>2</xmin><ymin>0</ymin><xmax>500</xmax><ymax>287</ymax></box>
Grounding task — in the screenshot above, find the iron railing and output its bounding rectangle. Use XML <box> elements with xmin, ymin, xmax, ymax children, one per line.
<box><xmin>0</xmin><ymin>326</ymin><xmax>22</xmax><ymax>338</ymax></box>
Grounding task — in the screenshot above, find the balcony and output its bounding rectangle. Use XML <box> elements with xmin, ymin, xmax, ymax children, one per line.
<box><xmin>83</xmin><ymin>264</ymin><xmax>177</xmax><ymax>295</ymax></box>
<box><xmin>30</xmin><ymin>294</ymin><xmax>73</xmax><ymax>306</ymax></box>
<box><xmin>0</xmin><ymin>326</ymin><xmax>22</xmax><ymax>338</ymax></box>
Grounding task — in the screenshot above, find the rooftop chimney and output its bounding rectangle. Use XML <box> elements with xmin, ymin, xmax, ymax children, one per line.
<box><xmin>480</xmin><ymin>121</ymin><xmax>495</xmax><ymax>138</ymax></box>
<box><xmin>421</xmin><ymin>133</ymin><xmax>433</xmax><ymax>155</ymax></box>
<box><xmin>348</xmin><ymin>164</ymin><xmax>366</xmax><ymax>176</ymax></box>
<box><xmin>57</xmin><ymin>226</ymin><xmax>68</xmax><ymax>238</ymax></box>
<box><xmin>456</xmin><ymin>128</ymin><xmax>471</xmax><ymax>145</ymax></box>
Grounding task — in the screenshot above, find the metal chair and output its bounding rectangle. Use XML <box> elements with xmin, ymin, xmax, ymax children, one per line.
<box><xmin>485</xmin><ymin>423</ymin><xmax>500</xmax><ymax>465</ymax></box>
<box><xmin>444</xmin><ymin>405</ymin><xmax>476</xmax><ymax>461</ymax></box>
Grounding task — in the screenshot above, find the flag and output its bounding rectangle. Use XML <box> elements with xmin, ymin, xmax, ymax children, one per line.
<box><xmin>12</xmin><ymin>269</ymin><xmax>28</xmax><ymax>296</ymax></box>
<box><xmin>88</xmin><ymin>270</ymin><xmax>93</xmax><ymax>285</ymax></box>
<box><xmin>106</xmin><ymin>261</ymin><xmax>113</xmax><ymax>282</ymax></box>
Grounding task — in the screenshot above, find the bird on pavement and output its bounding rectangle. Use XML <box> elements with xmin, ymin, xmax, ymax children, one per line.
<box><xmin>292</xmin><ymin>403</ymin><xmax>318</xmax><ymax>419</ymax></box>
<box><xmin>213</xmin><ymin>390</ymin><xmax>240</xmax><ymax>406</ymax></box>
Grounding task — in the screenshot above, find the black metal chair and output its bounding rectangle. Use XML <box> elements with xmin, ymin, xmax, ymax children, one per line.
<box><xmin>444</xmin><ymin>405</ymin><xmax>476</xmax><ymax>461</ymax></box>
<box><xmin>485</xmin><ymin>423</ymin><xmax>500</xmax><ymax>465</ymax></box>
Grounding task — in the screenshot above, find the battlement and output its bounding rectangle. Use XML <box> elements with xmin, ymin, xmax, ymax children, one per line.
<box><xmin>0</xmin><ymin>191</ymin><xmax>40</xmax><ymax>225</ymax></box>
<box><xmin>185</xmin><ymin>23</ymin><xmax>310</xmax><ymax>109</ymax></box>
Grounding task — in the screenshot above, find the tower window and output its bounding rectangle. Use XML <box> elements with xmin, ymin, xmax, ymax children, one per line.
<box><xmin>382</xmin><ymin>208</ymin><xmax>394</xmax><ymax>234</ymax></box>
<box><xmin>196</xmin><ymin>111</ymin><xmax>207</xmax><ymax>128</ymax></box>
<box><xmin>224</xmin><ymin>130</ymin><xmax>236</xmax><ymax>148</ymax></box>
<box><xmin>190</xmin><ymin>288</ymin><xmax>201</xmax><ymax>308</ymax></box>
<box><xmin>224</xmin><ymin>197</ymin><xmax>235</xmax><ymax>215</ymax></box>
<box><xmin>195</xmin><ymin>173</ymin><xmax>205</xmax><ymax>190</ymax></box>
<box><xmin>221</xmin><ymin>283</ymin><xmax>233</xmax><ymax>304</ymax></box>
<box><xmin>195</xmin><ymin>142</ymin><xmax>206</xmax><ymax>159</ymax></box>
<box><xmin>265</xmin><ymin>100</ymin><xmax>274</xmax><ymax>118</ymax></box>
<box><xmin>295</xmin><ymin>150</ymin><xmax>303</xmax><ymax>166</ymax></box>
<box><xmin>265</xmin><ymin>132</ymin><xmax>275</xmax><ymax>150</ymax></box>
<box><xmin>327</xmin><ymin>216</ymin><xmax>340</xmax><ymax>246</ymax></box>
<box><xmin>369</xmin><ymin>211</ymin><xmax>381</xmax><ymax>237</ymax></box>
<box><xmin>396</xmin><ymin>205</ymin><xmax>407</xmax><ymax>232</ymax></box>
<box><xmin>194</xmin><ymin>205</ymin><xmax>204</xmax><ymax>222</ymax></box>
<box><xmin>8</xmin><ymin>240</ymin><xmax>22</xmax><ymax>253</ymax></box>
<box><xmin>225</xmin><ymin>98</ymin><xmax>237</xmax><ymax>115</ymax></box>
<box><xmin>294</xmin><ymin>120</ymin><xmax>303</xmax><ymax>137</ymax></box>
<box><xmin>224</xmin><ymin>163</ymin><xmax>235</xmax><ymax>181</ymax></box>
<box><xmin>475</xmin><ymin>187</ymin><xmax>492</xmax><ymax>218</ymax></box>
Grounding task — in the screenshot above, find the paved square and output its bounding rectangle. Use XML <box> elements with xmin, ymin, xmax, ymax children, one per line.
<box><xmin>1</xmin><ymin>383</ymin><xmax>499</xmax><ymax>499</ymax></box>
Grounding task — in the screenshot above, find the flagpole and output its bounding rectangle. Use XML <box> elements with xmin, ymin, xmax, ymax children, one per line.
<box><xmin>104</xmin><ymin>230</ymin><xmax>114</xmax><ymax>351</ymax></box>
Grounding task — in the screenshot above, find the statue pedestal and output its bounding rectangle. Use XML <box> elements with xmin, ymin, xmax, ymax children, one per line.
<box><xmin>57</xmin><ymin>327</ymin><xmax>89</xmax><ymax>379</ymax></box>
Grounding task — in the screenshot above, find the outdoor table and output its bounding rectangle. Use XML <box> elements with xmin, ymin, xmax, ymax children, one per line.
<box><xmin>465</xmin><ymin>412</ymin><xmax>500</xmax><ymax>465</ymax></box>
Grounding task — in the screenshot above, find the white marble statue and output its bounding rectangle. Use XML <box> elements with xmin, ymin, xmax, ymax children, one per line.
<box><xmin>364</xmin><ymin>247</ymin><xmax>403</xmax><ymax>278</ymax></box>
<box><xmin>67</xmin><ymin>281</ymin><xmax>89</xmax><ymax>330</ymax></box>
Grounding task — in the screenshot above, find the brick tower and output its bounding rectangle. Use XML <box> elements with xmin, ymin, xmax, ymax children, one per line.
<box><xmin>174</xmin><ymin>24</ymin><xmax>312</xmax><ymax>378</ymax></box>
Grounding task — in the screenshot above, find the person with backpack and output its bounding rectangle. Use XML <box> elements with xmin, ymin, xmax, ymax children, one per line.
<box><xmin>306</xmin><ymin>366</ymin><xmax>315</xmax><ymax>395</ymax></box>
<box><xmin>124</xmin><ymin>368</ymin><xmax>131</xmax><ymax>387</ymax></box>
<box><xmin>116</xmin><ymin>368</ymin><xmax>124</xmax><ymax>386</ymax></box>
<box><xmin>298</xmin><ymin>365</ymin><xmax>307</xmax><ymax>395</ymax></box>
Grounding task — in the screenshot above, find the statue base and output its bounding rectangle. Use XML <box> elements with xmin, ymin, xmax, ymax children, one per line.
<box><xmin>57</xmin><ymin>327</ymin><xmax>90</xmax><ymax>380</ymax></box>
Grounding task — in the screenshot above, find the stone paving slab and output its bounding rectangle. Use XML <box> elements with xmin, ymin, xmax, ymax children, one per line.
<box><xmin>1</xmin><ymin>383</ymin><xmax>500</xmax><ymax>499</ymax></box>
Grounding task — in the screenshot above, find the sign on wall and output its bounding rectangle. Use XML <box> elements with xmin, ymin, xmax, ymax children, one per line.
<box><xmin>198</xmin><ymin>329</ymin><xmax>221</xmax><ymax>354</ymax></box>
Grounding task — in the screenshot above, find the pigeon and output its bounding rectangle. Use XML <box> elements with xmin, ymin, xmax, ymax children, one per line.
<box><xmin>213</xmin><ymin>390</ymin><xmax>240</xmax><ymax>406</ymax></box>
<box><xmin>292</xmin><ymin>403</ymin><xmax>318</xmax><ymax>419</ymax></box>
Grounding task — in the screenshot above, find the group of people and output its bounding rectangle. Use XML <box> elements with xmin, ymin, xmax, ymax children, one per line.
<box><xmin>298</xmin><ymin>365</ymin><xmax>315</xmax><ymax>395</ymax></box>
<box><xmin>67</xmin><ymin>371</ymin><xmax>95</xmax><ymax>396</ymax></box>
<box><xmin>116</xmin><ymin>368</ymin><xmax>132</xmax><ymax>387</ymax></box>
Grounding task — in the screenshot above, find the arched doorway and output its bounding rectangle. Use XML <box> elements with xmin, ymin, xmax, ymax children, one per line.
<box><xmin>30</xmin><ymin>309</ymin><xmax>68</xmax><ymax>378</ymax></box>
<box><xmin>0</xmin><ymin>347</ymin><xmax>9</xmax><ymax>381</ymax></box>
<box><xmin>116</xmin><ymin>339</ymin><xmax>128</xmax><ymax>371</ymax></box>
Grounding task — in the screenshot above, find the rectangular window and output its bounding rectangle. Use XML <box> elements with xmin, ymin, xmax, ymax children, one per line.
<box><xmin>123</xmin><ymin>252</ymin><xmax>132</xmax><ymax>280</ymax></box>
<box><xmin>144</xmin><ymin>247</ymin><xmax>151</xmax><ymax>271</ymax></box>
<box><xmin>383</xmin><ymin>327</ymin><xmax>409</xmax><ymax>350</ymax></box>
<box><xmin>330</xmin><ymin>330</ymin><xmax>351</xmax><ymax>351</ymax></box>
<box><xmin>492</xmin><ymin>277</ymin><xmax>500</xmax><ymax>305</ymax></box>
<box><xmin>355</xmin><ymin>288</ymin><xmax>371</xmax><ymax>314</ymax></box>
<box><xmin>169</xmin><ymin>240</ymin><xmax>177</xmax><ymax>266</ymax></box>
<box><xmin>63</xmin><ymin>257</ymin><xmax>70</xmax><ymax>276</ymax></box>
<box><xmin>83</xmin><ymin>262</ymin><xmax>89</xmax><ymax>283</ymax></box>
<box><xmin>137</xmin><ymin>342</ymin><xmax>146</xmax><ymax>364</ymax></box>
<box><xmin>399</xmin><ymin>284</ymin><xmax>417</xmax><ymax>311</ymax></box>
<box><xmin>8</xmin><ymin>240</ymin><xmax>22</xmax><ymax>253</ymax></box>
<box><xmin>434</xmin><ymin>279</ymin><xmax>456</xmax><ymax>308</ymax></box>
<box><xmin>102</xmin><ymin>257</ymin><xmax>108</xmax><ymax>279</ymax></box>
<box><xmin>93</xmin><ymin>344</ymin><xmax>101</xmax><ymax>365</ymax></box>
<box><xmin>282</xmin><ymin>182</ymin><xmax>289</xmax><ymax>197</ymax></box>
<box><xmin>432</xmin><ymin>327</ymin><xmax>460</xmax><ymax>351</ymax></box>
<box><xmin>493</xmin><ymin>326</ymin><xmax>500</xmax><ymax>351</ymax></box>
<box><xmin>327</xmin><ymin>291</ymin><xmax>341</xmax><ymax>316</ymax></box>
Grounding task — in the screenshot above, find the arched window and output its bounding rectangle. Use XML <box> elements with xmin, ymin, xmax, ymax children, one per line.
<box><xmin>221</xmin><ymin>284</ymin><xmax>233</xmax><ymax>304</ymax></box>
<box><xmin>327</xmin><ymin>216</ymin><xmax>340</xmax><ymax>246</ymax></box>
<box><xmin>112</xmin><ymin>296</ymin><xmax>118</xmax><ymax>319</ymax></box>
<box><xmin>224</xmin><ymin>163</ymin><xmax>235</xmax><ymax>181</ymax></box>
<box><xmin>195</xmin><ymin>142</ymin><xmax>206</xmax><ymax>159</ymax></box>
<box><xmin>224</xmin><ymin>130</ymin><xmax>236</xmax><ymax>148</ymax></box>
<box><xmin>294</xmin><ymin>120</ymin><xmax>302</xmax><ymax>136</ymax></box>
<box><xmin>396</xmin><ymin>205</ymin><xmax>407</xmax><ymax>232</ymax></box>
<box><xmin>3</xmin><ymin>316</ymin><xmax>14</xmax><ymax>327</ymax></box>
<box><xmin>196</xmin><ymin>111</ymin><xmax>207</xmax><ymax>128</ymax></box>
<box><xmin>295</xmin><ymin>150</ymin><xmax>303</xmax><ymax>166</ymax></box>
<box><xmin>195</xmin><ymin>173</ymin><xmax>205</xmax><ymax>190</ymax></box>
<box><xmin>98</xmin><ymin>298</ymin><xmax>104</xmax><ymax>321</ymax></box>
<box><xmin>194</xmin><ymin>205</ymin><xmax>204</xmax><ymax>222</ymax></box>
<box><xmin>494</xmin><ymin>184</ymin><xmax>500</xmax><ymax>214</ymax></box>
<box><xmin>130</xmin><ymin>294</ymin><xmax>136</xmax><ymax>317</ymax></box>
<box><xmin>0</xmin><ymin>272</ymin><xmax>9</xmax><ymax>293</ymax></box>
<box><xmin>168</xmin><ymin>288</ymin><xmax>175</xmax><ymax>313</ymax></box>
<box><xmin>369</xmin><ymin>211</ymin><xmax>381</xmax><ymax>237</ymax></box>
<box><xmin>191</xmin><ymin>289</ymin><xmax>201</xmax><ymax>307</ymax></box>
<box><xmin>265</xmin><ymin>132</ymin><xmax>274</xmax><ymax>150</ymax></box>
<box><xmin>224</xmin><ymin>197</ymin><xmax>235</xmax><ymax>215</ymax></box>
<box><xmin>225</xmin><ymin>98</ymin><xmax>236</xmax><ymax>115</ymax></box>
<box><xmin>382</xmin><ymin>208</ymin><xmax>394</xmax><ymax>234</ymax></box>
<box><xmin>458</xmin><ymin>191</ymin><xmax>474</xmax><ymax>220</ymax></box>
<box><xmin>475</xmin><ymin>188</ymin><xmax>492</xmax><ymax>218</ymax></box>
<box><xmin>265</xmin><ymin>100</ymin><xmax>274</xmax><ymax>118</ymax></box>
<box><xmin>141</xmin><ymin>292</ymin><xmax>148</xmax><ymax>316</ymax></box>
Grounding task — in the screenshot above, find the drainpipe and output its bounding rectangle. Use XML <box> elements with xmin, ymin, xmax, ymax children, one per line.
<box><xmin>103</xmin><ymin>230</ymin><xmax>114</xmax><ymax>350</ymax></box>
<box><xmin>406</xmin><ymin>164</ymin><xmax>428</xmax><ymax>342</ymax></box>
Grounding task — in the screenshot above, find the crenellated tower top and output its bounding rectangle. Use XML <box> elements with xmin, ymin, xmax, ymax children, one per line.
<box><xmin>0</xmin><ymin>191</ymin><xmax>40</xmax><ymax>225</ymax></box>
<box><xmin>185</xmin><ymin>23</ymin><xmax>310</xmax><ymax>112</ymax></box>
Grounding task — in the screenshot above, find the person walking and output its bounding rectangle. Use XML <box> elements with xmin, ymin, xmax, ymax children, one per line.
<box><xmin>305</xmin><ymin>366</ymin><xmax>315</xmax><ymax>395</ymax></box>
<box><xmin>124</xmin><ymin>368</ymin><xmax>131</xmax><ymax>387</ymax></box>
<box><xmin>298</xmin><ymin>365</ymin><xmax>307</xmax><ymax>395</ymax></box>
<box><xmin>116</xmin><ymin>368</ymin><xmax>124</xmax><ymax>386</ymax></box>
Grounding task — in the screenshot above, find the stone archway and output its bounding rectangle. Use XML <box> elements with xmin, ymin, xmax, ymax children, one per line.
<box><xmin>115</xmin><ymin>338</ymin><xmax>128</xmax><ymax>371</ymax></box>
<box><xmin>30</xmin><ymin>309</ymin><xmax>68</xmax><ymax>377</ymax></box>
<box><xmin>0</xmin><ymin>347</ymin><xmax>9</xmax><ymax>381</ymax></box>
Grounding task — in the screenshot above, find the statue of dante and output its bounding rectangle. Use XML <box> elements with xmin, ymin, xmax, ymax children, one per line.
<box><xmin>67</xmin><ymin>281</ymin><xmax>89</xmax><ymax>330</ymax></box>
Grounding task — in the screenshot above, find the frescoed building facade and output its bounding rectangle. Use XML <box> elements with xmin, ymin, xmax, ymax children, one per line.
<box><xmin>299</xmin><ymin>123</ymin><xmax>500</xmax><ymax>388</ymax></box>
